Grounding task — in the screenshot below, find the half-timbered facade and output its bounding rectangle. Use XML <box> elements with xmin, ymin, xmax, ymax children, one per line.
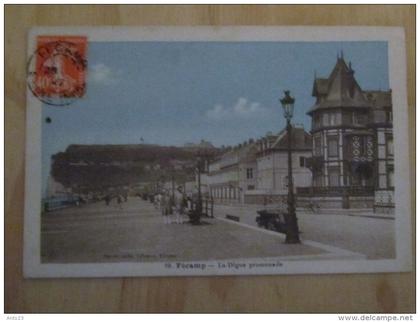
<box><xmin>302</xmin><ymin>54</ymin><xmax>393</xmax><ymax>212</ymax></box>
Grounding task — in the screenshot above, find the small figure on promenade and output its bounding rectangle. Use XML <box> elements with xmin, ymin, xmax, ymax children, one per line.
<box><xmin>186</xmin><ymin>196</ymin><xmax>192</xmax><ymax>211</ymax></box>
<box><xmin>173</xmin><ymin>186</ymin><xmax>185</xmax><ymax>224</ymax></box>
<box><xmin>117</xmin><ymin>195</ymin><xmax>123</xmax><ymax>210</ymax></box>
<box><xmin>154</xmin><ymin>193</ymin><xmax>162</xmax><ymax>211</ymax></box>
<box><xmin>161</xmin><ymin>190</ymin><xmax>171</xmax><ymax>224</ymax></box>
<box><xmin>104</xmin><ymin>194</ymin><xmax>111</xmax><ymax>206</ymax></box>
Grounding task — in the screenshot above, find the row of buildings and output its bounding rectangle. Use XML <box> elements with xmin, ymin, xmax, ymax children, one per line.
<box><xmin>45</xmin><ymin>55</ymin><xmax>394</xmax><ymax>214</ymax></box>
<box><xmin>204</xmin><ymin>56</ymin><xmax>394</xmax><ymax>214</ymax></box>
<box><xmin>205</xmin><ymin>126</ymin><xmax>312</xmax><ymax>204</ymax></box>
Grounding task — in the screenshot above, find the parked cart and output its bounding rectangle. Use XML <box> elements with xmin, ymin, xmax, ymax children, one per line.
<box><xmin>256</xmin><ymin>209</ymin><xmax>287</xmax><ymax>233</ymax></box>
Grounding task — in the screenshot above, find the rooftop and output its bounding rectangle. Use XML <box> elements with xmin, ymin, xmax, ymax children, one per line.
<box><xmin>309</xmin><ymin>55</ymin><xmax>391</xmax><ymax>114</ymax></box>
<box><xmin>270</xmin><ymin>126</ymin><xmax>312</xmax><ymax>151</ymax></box>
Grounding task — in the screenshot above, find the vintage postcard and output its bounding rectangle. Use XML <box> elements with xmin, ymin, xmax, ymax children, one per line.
<box><xmin>23</xmin><ymin>26</ymin><xmax>412</xmax><ymax>277</ymax></box>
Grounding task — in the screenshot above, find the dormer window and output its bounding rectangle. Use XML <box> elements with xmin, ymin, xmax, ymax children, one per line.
<box><xmin>353</xmin><ymin>112</ymin><xmax>368</xmax><ymax>125</ymax></box>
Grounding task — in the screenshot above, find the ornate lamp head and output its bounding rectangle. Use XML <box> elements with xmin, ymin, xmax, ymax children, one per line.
<box><xmin>280</xmin><ymin>90</ymin><xmax>295</xmax><ymax>121</ymax></box>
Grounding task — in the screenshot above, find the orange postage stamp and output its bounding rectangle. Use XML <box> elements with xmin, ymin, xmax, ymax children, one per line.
<box><xmin>27</xmin><ymin>35</ymin><xmax>87</xmax><ymax>106</ymax></box>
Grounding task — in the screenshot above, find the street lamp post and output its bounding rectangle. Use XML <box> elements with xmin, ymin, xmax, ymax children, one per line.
<box><xmin>280</xmin><ymin>90</ymin><xmax>301</xmax><ymax>244</ymax></box>
<box><xmin>188</xmin><ymin>155</ymin><xmax>203</xmax><ymax>225</ymax></box>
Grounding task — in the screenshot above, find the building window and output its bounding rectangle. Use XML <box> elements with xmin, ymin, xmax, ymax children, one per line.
<box><xmin>322</xmin><ymin>112</ymin><xmax>340</xmax><ymax>126</ymax></box>
<box><xmin>342</xmin><ymin>112</ymin><xmax>352</xmax><ymax>125</ymax></box>
<box><xmin>329</xmin><ymin>113</ymin><xmax>336</xmax><ymax>125</ymax></box>
<box><xmin>314</xmin><ymin>136</ymin><xmax>322</xmax><ymax>156</ymax></box>
<box><xmin>386</xmin><ymin>110</ymin><xmax>393</xmax><ymax>123</ymax></box>
<box><xmin>283</xmin><ymin>176</ymin><xmax>289</xmax><ymax>188</ymax></box>
<box><xmin>322</xmin><ymin>113</ymin><xmax>329</xmax><ymax>126</ymax></box>
<box><xmin>314</xmin><ymin>173</ymin><xmax>323</xmax><ymax>187</ymax></box>
<box><xmin>299</xmin><ymin>156</ymin><xmax>306</xmax><ymax>167</ymax></box>
<box><xmin>313</xmin><ymin>114</ymin><xmax>322</xmax><ymax>129</ymax></box>
<box><xmin>329</xmin><ymin>112</ymin><xmax>340</xmax><ymax>126</ymax></box>
<box><xmin>386</xmin><ymin>136</ymin><xmax>394</xmax><ymax>156</ymax></box>
<box><xmin>328</xmin><ymin>167</ymin><xmax>340</xmax><ymax>187</ymax></box>
<box><xmin>246</xmin><ymin>168</ymin><xmax>253</xmax><ymax>179</ymax></box>
<box><xmin>387</xmin><ymin>165</ymin><xmax>394</xmax><ymax>188</ymax></box>
<box><xmin>247</xmin><ymin>185</ymin><xmax>255</xmax><ymax>190</ymax></box>
<box><xmin>353</xmin><ymin>112</ymin><xmax>368</xmax><ymax>125</ymax></box>
<box><xmin>373</xmin><ymin>110</ymin><xmax>386</xmax><ymax>123</ymax></box>
<box><xmin>327</xmin><ymin>136</ymin><xmax>339</xmax><ymax>157</ymax></box>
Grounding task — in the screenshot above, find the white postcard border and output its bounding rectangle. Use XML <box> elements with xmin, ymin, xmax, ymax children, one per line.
<box><xmin>23</xmin><ymin>26</ymin><xmax>412</xmax><ymax>278</ymax></box>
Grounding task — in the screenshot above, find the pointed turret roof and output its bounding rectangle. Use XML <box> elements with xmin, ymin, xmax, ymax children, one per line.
<box><xmin>309</xmin><ymin>57</ymin><xmax>371</xmax><ymax>114</ymax></box>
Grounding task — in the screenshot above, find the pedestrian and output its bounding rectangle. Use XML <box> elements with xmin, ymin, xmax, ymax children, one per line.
<box><xmin>117</xmin><ymin>195</ymin><xmax>123</xmax><ymax>210</ymax></box>
<box><xmin>186</xmin><ymin>196</ymin><xmax>192</xmax><ymax>211</ymax></box>
<box><xmin>173</xmin><ymin>186</ymin><xmax>185</xmax><ymax>224</ymax></box>
<box><xmin>154</xmin><ymin>193</ymin><xmax>161</xmax><ymax>211</ymax></box>
<box><xmin>105</xmin><ymin>194</ymin><xmax>111</xmax><ymax>206</ymax></box>
<box><xmin>161</xmin><ymin>190</ymin><xmax>170</xmax><ymax>224</ymax></box>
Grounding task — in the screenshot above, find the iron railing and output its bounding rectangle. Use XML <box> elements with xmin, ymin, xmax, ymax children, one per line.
<box><xmin>296</xmin><ymin>186</ymin><xmax>374</xmax><ymax>197</ymax></box>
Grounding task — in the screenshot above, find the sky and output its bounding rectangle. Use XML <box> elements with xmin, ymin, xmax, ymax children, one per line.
<box><xmin>42</xmin><ymin>40</ymin><xmax>389</xmax><ymax>193</ymax></box>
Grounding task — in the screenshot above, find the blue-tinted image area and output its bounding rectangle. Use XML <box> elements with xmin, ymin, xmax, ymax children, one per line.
<box><xmin>41</xmin><ymin>41</ymin><xmax>389</xmax><ymax>197</ymax></box>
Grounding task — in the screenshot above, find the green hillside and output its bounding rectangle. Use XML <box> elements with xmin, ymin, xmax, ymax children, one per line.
<box><xmin>51</xmin><ymin>144</ymin><xmax>220</xmax><ymax>193</ymax></box>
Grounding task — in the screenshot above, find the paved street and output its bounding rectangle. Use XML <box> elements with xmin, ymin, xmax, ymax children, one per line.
<box><xmin>214</xmin><ymin>203</ymin><xmax>395</xmax><ymax>259</ymax></box>
<box><xmin>42</xmin><ymin>198</ymin><xmax>331</xmax><ymax>263</ymax></box>
<box><xmin>41</xmin><ymin>198</ymin><xmax>391</xmax><ymax>264</ymax></box>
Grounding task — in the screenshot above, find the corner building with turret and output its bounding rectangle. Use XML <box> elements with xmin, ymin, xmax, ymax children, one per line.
<box><xmin>299</xmin><ymin>55</ymin><xmax>394</xmax><ymax>214</ymax></box>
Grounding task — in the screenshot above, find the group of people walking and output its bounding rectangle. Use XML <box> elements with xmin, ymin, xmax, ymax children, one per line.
<box><xmin>104</xmin><ymin>193</ymin><xmax>128</xmax><ymax>209</ymax></box>
<box><xmin>154</xmin><ymin>187</ymin><xmax>192</xmax><ymax>224</ymax></box>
